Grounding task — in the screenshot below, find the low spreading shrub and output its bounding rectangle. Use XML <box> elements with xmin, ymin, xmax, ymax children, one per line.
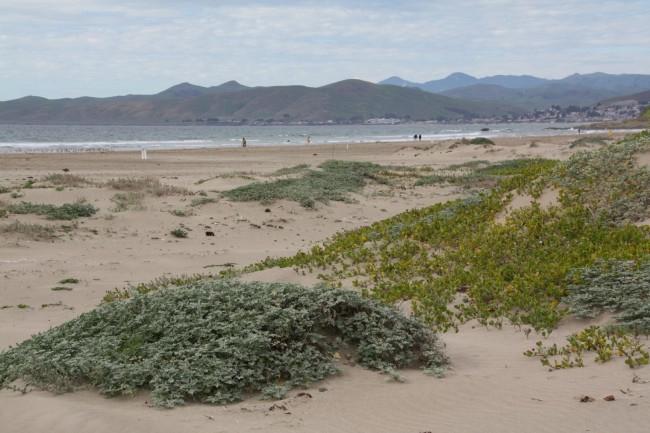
<box><xmin>0</xmin><ymin>280</ymin><xmax>447</xmax><ymax>407</ymax></box>
<box><xmin>564</xmin><ymin>259</ymin><xmax>650</xmax><ymax>333</ymax></box>
<box><xmin>223</xmin><ymin>160</ymin><xmax>385</xmax><ymax>208</ymax></box>
<box><xmin>6</xmin><ymin>201</ymin><xmax>97</xmax><ymax>220</ymax></box>
<box><xmin>170</xmin><ymin>228</ymin><xmax>188</xmax><ymax>238</ymax></box>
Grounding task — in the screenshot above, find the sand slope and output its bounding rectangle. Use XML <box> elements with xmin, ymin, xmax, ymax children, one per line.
<box><xmin>2</xmin><ymin>133</ymin><xmax>647</xmax><ymax>433</ymax></box>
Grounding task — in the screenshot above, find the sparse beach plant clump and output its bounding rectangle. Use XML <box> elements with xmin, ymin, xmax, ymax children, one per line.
<box><xmin>5</xmin><ymin>200</ymin><xmax>97</xmax><ymax>220</ymax></box>
<box><xmin>467</xmin><ymin>137</ymin><xmax>495</xmax><ymax>145</ymax></box>
<box><xmin>0</xmin><ymin>221</ymin><xmax>57</xmax><ymax>241</ymax></box>
<box><xmin>569</xmin><ymin>136</ymin><xmax>609</xmax><ymax>148</ymax></box>
<box><xmin>170</xmin><ymin>227</ymin><xmax>188</xmax><ymax>238</ymax></box>
<box><xmin>0</xmin><ymin>280</ymin><xmax>447</xmax><ymax>407</ymax></box>
<box><xmin>111</xmin><ymin>192</ymin><xmax>145</xmax><ymax>212</ymax></box>
<box><xmin>42</xmin><ymin>173</ymin><xmax>93</xmax><ymax>188</ymax></box>
<box><xmin>106</xmin><ymin>177</ymin><xmax>189</xmax><ymax>196</ymax></box>
<box><xmin>190</xmin><ymin>197</ymin><xmax>217</xmax><ymax>207</ymax></box>
<box><xmin>242</xmin><ymin>132</ymin><xmax>650</xmax><ymax>333</ymax></box>
<box><xmin>524</xmin><ymin>326</ymin><xmax>649</xmax><ymax>369</ymax></box>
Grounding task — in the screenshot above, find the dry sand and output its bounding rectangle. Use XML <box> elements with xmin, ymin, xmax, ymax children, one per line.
<box><xmin>2</xmin><ymin>133</ymin><xmax>648</xmax><ymax>433</ymax></box>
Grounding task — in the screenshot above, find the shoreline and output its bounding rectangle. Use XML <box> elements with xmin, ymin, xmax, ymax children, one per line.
<box><xmin>0</xmin><ymin>127</ymin><xmax>636</xmax><ymax>155</ymax></box>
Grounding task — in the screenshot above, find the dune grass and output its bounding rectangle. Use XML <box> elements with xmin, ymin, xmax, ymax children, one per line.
<box><xmin>0</xmin><ymin>221</ymin><xmax>57</xmax><ymax>240</ymax></box>
<box><xmin>106</xmin><ymin>177</ymin><xmax>189</xmax><ymax>196</ymax></box>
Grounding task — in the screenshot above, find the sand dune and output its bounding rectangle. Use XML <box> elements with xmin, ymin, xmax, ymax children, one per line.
<box><xmin>2</xmin><ymin>133</ymin><xmax>647</xmax><ymax>433</ymax></box>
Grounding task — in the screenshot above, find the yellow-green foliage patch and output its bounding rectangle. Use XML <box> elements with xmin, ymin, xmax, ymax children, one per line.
<box><xmin>245</xmin><ymin>132</ymin><xmax>650</xmax><ymax>333</ymax></box>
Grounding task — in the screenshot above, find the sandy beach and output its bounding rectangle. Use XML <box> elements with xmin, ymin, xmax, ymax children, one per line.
<box><xmin>2</xmin><ymin>132</ymin><xmax>649</xmax><ymax>433</ymax></box>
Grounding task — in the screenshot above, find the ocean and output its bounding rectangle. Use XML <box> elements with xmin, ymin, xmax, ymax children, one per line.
<box><xmin>0</xmin><ymin>122</ymin><xmax>587</xmax><ymax>152</ymax></box>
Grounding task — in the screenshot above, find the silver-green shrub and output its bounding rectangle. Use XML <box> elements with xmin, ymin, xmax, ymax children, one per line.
<box><xmin>0</xmin><ymin>280</ymin><xmax>446</xmax><ymax>407</ymax></box>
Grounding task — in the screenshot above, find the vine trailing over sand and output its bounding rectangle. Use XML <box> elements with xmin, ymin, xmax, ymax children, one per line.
<box><xmin>0</xmin><ymin>280</ymin><xmax>447</xmax><ymax>407</ymax></box>
<box><xmin>243</xmin><ymin>132</ymin><xmax>650</xmax><ymax>333</ymax></box>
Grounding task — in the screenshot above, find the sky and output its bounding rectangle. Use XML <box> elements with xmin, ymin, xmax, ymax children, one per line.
<box><xmin>1</xmin><ymin>0</ymin><xmax>649</xmax><ymax>100</ymax></box>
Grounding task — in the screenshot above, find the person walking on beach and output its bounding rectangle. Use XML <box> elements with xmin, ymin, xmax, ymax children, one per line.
<box><xmin>413</xmin><ymin>134</ymin><xmax>418</xmax><ymax>140</ymax></box>
<box><xmin>418</xmin><ymin>134</ymin><xmax>422</xmax><ymax>141</ymax></box>
<box><xmin>242</xmin><ymin>137</ymin><xmax>247</xmax><ymax>148</ymax></box>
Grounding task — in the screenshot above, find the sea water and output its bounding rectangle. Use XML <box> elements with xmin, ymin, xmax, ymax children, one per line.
<box><xmin>0</xmin><ymin>122</ymin><xmax>588</xmax><ymax>153</ymax></box>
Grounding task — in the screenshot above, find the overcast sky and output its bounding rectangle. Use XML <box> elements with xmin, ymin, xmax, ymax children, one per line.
<box><xmin>1</xmin><ymin>0</ymin><xmax>649</xmax><ymax>100</ymax></box>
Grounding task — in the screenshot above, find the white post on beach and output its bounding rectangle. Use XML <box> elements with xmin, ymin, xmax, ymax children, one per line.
<box><xmin>141</xmin><ymin>148</ymin><xmax>148</xmax><ymax>160</ymax></box>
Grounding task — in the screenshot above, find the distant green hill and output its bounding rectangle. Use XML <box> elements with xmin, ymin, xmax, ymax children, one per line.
<box><xmin>0</xmin><ymin>80</ymin><xmax>522</xmax><ymax>124</ymax></box>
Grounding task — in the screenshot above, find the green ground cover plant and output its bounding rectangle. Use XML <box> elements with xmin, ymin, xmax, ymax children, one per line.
<box><xmin>0</xmin><ymin>280</ymin><xmax>446</xmax><ymax>407</ymax></box>
<box><xmin>170</xmin><ymin>227</ymin><xmax>188</xmax><ymax>238</ymax></box>
<box><xmin>524</xmin><ymin>326</ymin><xmax>649</xmax><ymax>369</ymax></box>
<box><xmin>241</xmin><ymin>132</ymin><xmax>650</xmax><ymax>333</ymax></box>
<box><xmin>5</xmin><ymin>201</ymin><xmax>97</xmax><ymax>220</ymax></box>
<box><xmin>223</xmin><ymin>160</ymin><xmax>388</xmax><ymax>208</ymax></box>
<box><xmin>270</xmin><ymin>164</ymin><xmax>310</xmax><ymax>176</ymax></box>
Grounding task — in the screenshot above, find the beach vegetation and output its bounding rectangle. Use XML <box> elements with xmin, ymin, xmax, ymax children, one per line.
<box><xmin>190</xmin><ymin>197</ymin><xmax>217</xmax><ymax>207</ymax></box>
<box><xmin>170</xmin><ymin>227</ymin><xmax>188</xmax><ymax>238</ymax></box>
<box><xmin>58</xmin><ymin>278</ymin><xmax>79</xmax><ymax>284</ymax></box>
<box><xmin>5</xmin><ymin>200</ymin><xmax>97</xmax><ymax>220</ymax></box>
<box><xmin>0</xmin><ymin>280</ymin><xmax>446</xmax><ymax>407</ymax></box>
<box><xmin>106</xmin><ymin>177</ymin><xmax>189</xmax><ymax>196</ymax></box>
<box><xmin>42</xmin><ymin>173</ymin><xmax>93</xmax><ymax>188</ymax></box>
<box><xmin>466</xmin><ymin>137</ymin><xmax>495</xmax><ymax>145</ymax></box>
<box><xmin>569</xmin><ymin>136</ymin><xmax>609</xmax><ymax>148</ymax></box>
<box><xmin>239</xmin><ymin>132</ymin><xmax>650</xmax><ymax>333</ymax></box>
<box><xmin>0</xmin><ymin>221</ymin><xmax>57</xmax><ymax>241</ymax></box>
<box><xmin>524</xmin><ymin>326</ymin><xmax>649</xmax><ymax>369</ymax></box>
<box><xmin>270</xmin><ymin>164</ymin><xmax>310</xmax><ymax>176</ymax></box>
<box><xmin>110</xmin><ymin>192</ymin><xmax>144</xmax><ymax>212</ymax></box>
<box><xmin>223</xmin><ymin>160</ymin><xmax>390</xmax><ymax>208</ymax></box>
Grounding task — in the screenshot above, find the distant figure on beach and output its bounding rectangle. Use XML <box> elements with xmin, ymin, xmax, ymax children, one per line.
<box><xmin>578</xmin><ymin>128</ymin><xmax>581</xmax><ymax>135</ymax></box>
<box><xmin>242</xmin><ymin>137</ymin><xmax>247</xmax><ymax>148</ymax></box>
<box><xmin>307</xmin><ymin>135</ymin><xmax>311</xmax><ymax>144</ymax></box>
<box><xmin>413</xmin><ymin>134</ymin><xmax>418</xmax><ymax>140</ymax></box>
<box><xmin>418</xmin><ymin>134</ymin><xmax>422</xmax><ymax>141</ymax></box>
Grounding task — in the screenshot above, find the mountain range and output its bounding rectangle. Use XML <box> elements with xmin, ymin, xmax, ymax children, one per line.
<box><xmin>1</xmin><ymin>72</ymin><xmax>649</xmax><ymax>125</ymax></box>
<box><xmin>0</xmin><ymin>80</ymin><xmax>521</xmax><ymax>125</ymax></box>
<box><xmin>379</xmin><ymin>72</ymin><xmax>650</xmax><ymax>110</ymax></box>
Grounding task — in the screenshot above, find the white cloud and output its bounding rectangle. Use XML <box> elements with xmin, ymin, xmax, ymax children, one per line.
<box><xmin>0</xmin><ymin>0</ymin><xmax>648</xmax><ymax>99</ymax></box>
